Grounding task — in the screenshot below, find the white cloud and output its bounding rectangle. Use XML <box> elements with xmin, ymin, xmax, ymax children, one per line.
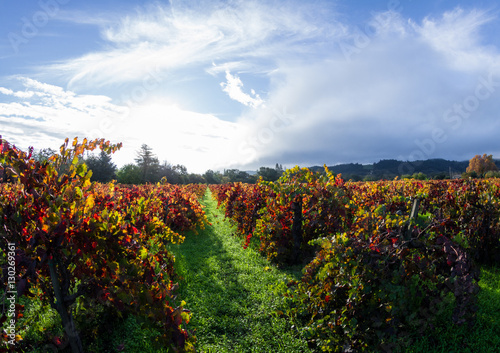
<box><xmin>220</xmin><ymin>71</ymin><xmax>264</xmax><ymax>108</ymax></box>
<box><xmin>0</xmin><ymin>77</ymin><xmax>246</xmax><ymax>173</ymax></box>
<box><xmin>21</xmin><ymin>77</ymin><xmax>73</xmax><ymax>97</ymax></box>
<box><xmin>415</xmin><ymin>8</ymin><xmax>498</xmax><ymax>72</ymax></box>
<box><xmin>119</xmin><ymin>101</ymin><xmax>246</xmax><ymax>172</ymax></box>
<box><xmin>0</xmin><ymin>87</ymin><xmax>34</xmax><ymax>98</ymax></box>
<box><xmin>43</xmin><ymin>1</ymin><xmax>344</xmax><ymax>89</ymax></box>
<box><xmin>0</xmin><ymin>78</ymin><xmax>127</xmax><ymax>151</ymax></box>
<box><xmin>206</xmin><ymin>61</ymin><xmax>250</xmax><ymax>76</ymax></box>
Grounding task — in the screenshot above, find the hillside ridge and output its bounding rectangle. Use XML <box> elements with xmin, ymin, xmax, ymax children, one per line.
<box><xmin>309</xmin><ymin>158</ymin><xmax>500</xmax><ymax>180</ymax></box>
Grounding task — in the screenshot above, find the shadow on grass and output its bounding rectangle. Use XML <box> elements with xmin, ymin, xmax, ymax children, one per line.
<box><xmin>167</xmin><ymin>190</ymin><xmax>313</xmax><ymax>353</ymax></box>
<box><xmin>170</xmin><ymin>224</ymin><xmax>253</xmax><ymax>339</ymax></box>
<box><xmin>406</xmin><ymin>265</ymin><xmax>500</xmax><ymax>353</ymax></box>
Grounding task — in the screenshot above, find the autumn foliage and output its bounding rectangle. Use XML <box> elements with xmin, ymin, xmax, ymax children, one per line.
<box><xmin>466</xmin><ymin>153</ymin><xmax>498</xmax><ymax>176</ymax></box>
<box><xmin>0</xmin><ymin>137</ymin><xmax>206</xmax><ymax>352</ymax></box>
<box><xmin>210</xmin><ymin>168</ymin><xmax>500</xmax><ymax>351</ymax></box>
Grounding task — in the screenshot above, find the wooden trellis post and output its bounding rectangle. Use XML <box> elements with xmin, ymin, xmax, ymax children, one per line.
<box><xmin>405</xmin><ymin>198</ymin><xmax>420</xmax><ymax>241</ymax></box>
<box><xmin>291</xmin><ymin>198</ymin><xmax>303</xmax><ymax>262</ymax></box>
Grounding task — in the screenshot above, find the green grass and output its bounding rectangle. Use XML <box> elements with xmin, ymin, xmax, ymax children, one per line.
<box><xmin>405</xmin><ymin>265</ymin><xmax>500</xmax><ymax>353</ymax></box>
<box><xmin>15</xmin><ymin>293</ymin><xmax>171</xmax><ymax>353</ymax></box>
<box><xmin>168</xmin><ymin>189</ymin><xmax>312</xmax><ymax>353</ymax></box>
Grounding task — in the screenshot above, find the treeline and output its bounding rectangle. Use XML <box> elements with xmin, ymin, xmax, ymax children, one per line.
<box><xmin>114</xmin><ymin>145</ymin><xmax>285</xmax><ymax>184</ymax></box>
<box><xmin>31</xmin><ymin>144</ymin><xmax>286</xmax><ymax>185</ymax></box>
<box><xmin>32</xmin><ymin>144</ymin><xmax>499</xmax><ymax>185</ymax></box>
<box><xmin>312</xmin><ymin>157</ymin><xmax>500</xmax><ymax>181</ymax></box>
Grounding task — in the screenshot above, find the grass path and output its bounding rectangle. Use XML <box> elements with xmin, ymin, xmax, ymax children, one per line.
<box><xmin>170</xmin><ymin>189</ymin><xmax>500</xmax><ymax>353</ymax></box>
<box><xmin>168</xmin><ymin>189</ymin><xmax>312</xmax><ymax>353</ymax></box>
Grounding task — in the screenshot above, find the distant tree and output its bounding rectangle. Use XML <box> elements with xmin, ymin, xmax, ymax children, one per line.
<box><xmin>350</xmin><ymin>174</ymin><xmax>362</xmax><ymax>182</ymax></box>
<box><xmin>485</xmin><ymin>170</ymin><xmax>500</xmax><ymax>178</ymax></box>
<box><xmin>203</xmin><ymin>169</ymin><xmax>222</xmax><ymax>184</ymax></box>
<box><xmin>173</xmin><ymin>164</ymin><xmax>187</xmax><ymax>175</ymax></box>
<box><xmin>462</xmin><ymin>171</ymin><xmax>479</xmax><ymax>179</ymax></box>
<box><xmin>135</xmin><ymin>144</ymin><xmax>160</xmax><ymax>183</ymax></box>
<box><xmin>187</xmin><ymin>173</ymin><xmax>205</xmax><ymax>184</ymax></box>
<box><xmin>466</xmin><ymin>154</ymin><xmax>498</xmax><ymax>177</ymax></box>
<box><xmin>173</xmin><ymin>164</ymin><xmax>188</xmax><ymax>184</ymax></box>
<box><xmin>33</xmin><ymin>148</ymin><xmax>57</xmax><ymax>162</ymax></box>
<box><xmin>158</xmin><ymin>162</ymin><xmax>181</xmax><ymax>184</ymax></box>
<box><xmin>224</xmin><ymin>169</ymin><xmax>239</xmax><ymax>183</ymax></box>
<box><xmin>116</xmin><ymin>164</ymin><xmax>142</xmax><ymax>184</ymax></box>
<box><xmin>433</xmin><ymin>172</ymin><xmax>448</xmax><ymax>180</ymax></box>
<box><xmin>363</xmin><ymin>175</ymin><xmax>377</xmax><ymax>182</ymax></box>
<box><xmin>224</xmin><ymin>169</ymin><xmax>254</xmax><ymax>183</ymax></box>
<box><xmin>412</xmin><ymin>172</ymin><xmax>427</xmax><ymax>180</ymax></box>
<box><xmin>85</xmin><ymin>150</ymin><xmax>117</xmax><ymax>182</ymax></box>
<box><xmin>257</xmin><ymin>164</ymin><xmax>284</xmax><ymax>182</ymax></box>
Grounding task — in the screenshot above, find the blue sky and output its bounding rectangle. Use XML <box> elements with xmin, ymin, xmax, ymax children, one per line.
<box><xmin>1</xmin><ymin>0</ymin><xmax>500</xmax><ymax>173</ymax></box>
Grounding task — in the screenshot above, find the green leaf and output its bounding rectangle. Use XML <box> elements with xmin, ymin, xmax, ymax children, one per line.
<box><xmin>75</xmin><ymin>163</ymin><xmax>87</xmax><ymax>177</ymax></box>
<box><xmin>74</xmin><ymin>187</ymin><xmax>83</xmax><ymax>199</ymax></box>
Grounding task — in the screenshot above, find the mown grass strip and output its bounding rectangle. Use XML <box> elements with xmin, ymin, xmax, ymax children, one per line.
<box><xmin>168</xmin><ymin>189</ymin><xmax>311</xmax><ymax>353</ymax></box>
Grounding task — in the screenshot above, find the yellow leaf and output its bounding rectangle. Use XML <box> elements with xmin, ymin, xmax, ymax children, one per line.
<box><xmin>140</xmin><ymin>248</ymin><xmax>148</xmax><ymax>260</ymax></box>
<box><xmin>85</xmin><ymin>195</ymin><xmax>95</xmax><ymax>211</ymax></box>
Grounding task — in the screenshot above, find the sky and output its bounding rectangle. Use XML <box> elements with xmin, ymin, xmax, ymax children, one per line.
<box><xmin>1</xmin><ymin>0</ymin><xmax>500</xmax><ymax>174</ymax></box>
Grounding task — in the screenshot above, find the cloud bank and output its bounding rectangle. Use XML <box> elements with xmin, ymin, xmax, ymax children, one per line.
<box><xmin>2</xmin><ymin>1</ymin><xmax>500</xmax><ymax>173</ymax></box>
<box><xmin>234</xmin><ymin>7</ymin><xmax>500</xmax><ymax>169</ymax></box>
<box><xmin>0</xmin><ymin>77</ymin><xmax>244</xmax><ymax>172</ymax></box>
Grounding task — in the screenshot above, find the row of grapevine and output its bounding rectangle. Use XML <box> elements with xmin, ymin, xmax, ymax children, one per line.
<box><xmin>211</xmin><ymin>168</ymin><xmax>500</xmax><ymax>266</ymax></box>
<box><xmin>210</xmin><ymin>182</ymin><xmax>269</xmax><ymax>248</ymax></box>
<box><xmin>0</xmin><ymin>137</ymin><xmax>207</xmax><ymax>352</ymax></box>
<box><xmin>210</xmin><ymin>167</ymin><xmax>499</xmax><ymax>351</ymax></box>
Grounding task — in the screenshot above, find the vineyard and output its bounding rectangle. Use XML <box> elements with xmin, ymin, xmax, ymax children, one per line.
<box><xmin>0</xmin><ymin>138</ymin><xmax>499</xmax><ymax>352</ymax></box>
<box><xmin>0</xmin><ymin>138</ymin><xmax>207</xmax><ymax>352</ymax></box>
<box><xmin>210</xmin><ymin>166</ymin><xmax>500</xmax><ymax>351</ymax></box>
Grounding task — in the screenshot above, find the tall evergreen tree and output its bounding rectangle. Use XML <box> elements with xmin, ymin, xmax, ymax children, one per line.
<box><xmin>85</xmin><ymin>150</ymin><xmax>117</xmax><ymax>182</ymax></box>
<box><xmin>135</xmin><ymin>144</ymin><xmax>160</xmax><ymax>183</ymax></box>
